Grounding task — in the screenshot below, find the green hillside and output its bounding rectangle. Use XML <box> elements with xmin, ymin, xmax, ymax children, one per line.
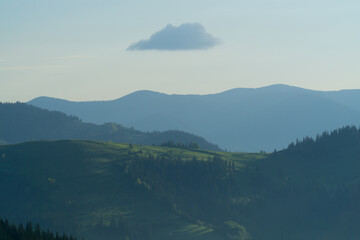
<box><xmin>2</xmin><ymin>127</ymin><xmax>360</xmax><ymax>240</ymax></box>
<box><xmin>0</xmin><ymin>102</ymin><xmax>221</xmax><ymax>151</ymax></box>
<box><xmin>0</xmin><ymin>140</ymin><xmax>261</xmax><ymax>240</ymax></box>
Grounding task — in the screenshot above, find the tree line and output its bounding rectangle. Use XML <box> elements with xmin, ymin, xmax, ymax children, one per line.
<box><xmin>0</xmin><ymin>218</ymin><xmax>80</xmax><ymax>240</ymax></box>
<box><xmin>120</xmin><ymin>149</ymin><xmax>238</xmax><ymax>223</ymax></box>
<box><xmin>159</xmin><ymin>140</ymin><xmax>200</xmax><ymax>149</ymax></box>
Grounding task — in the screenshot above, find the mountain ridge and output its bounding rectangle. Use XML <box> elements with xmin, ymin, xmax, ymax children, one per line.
<box><xmin>28</xmin><ymin>84</ymin><xmax>360</xmax><ymax>152</ymax></box>
<box><xmin>0</xmin><ymin>102</ymin><xmax>221</xmax><ymax>151</ymax></box>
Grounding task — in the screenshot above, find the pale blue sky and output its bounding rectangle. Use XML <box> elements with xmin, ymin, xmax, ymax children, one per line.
<box><xmin>1</xmin><ymin>0</ymin><xmax>360</xmax><ymax>101</ymax></box>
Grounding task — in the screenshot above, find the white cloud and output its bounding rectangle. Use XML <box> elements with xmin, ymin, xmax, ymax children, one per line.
<box><xmin>127</xmin><ymin>23</ymin><xmax>220</xmax><ymax>51</ymax></box>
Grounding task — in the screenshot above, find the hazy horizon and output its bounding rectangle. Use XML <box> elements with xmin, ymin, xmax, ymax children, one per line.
<box><xmin>4</xmin><ymin>83</ymin><xmax>360</xmax><ymax>103</ymax></box>
<box><xmin>1</xmin><ymin>0</ymin><xmax>360</xmax><ymax>102</ymax></box>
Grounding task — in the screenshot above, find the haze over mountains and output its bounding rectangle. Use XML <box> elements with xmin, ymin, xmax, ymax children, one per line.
<box><xmin>0</xmin><ymin>103</ymin><xmax>220</xmax><ymax>151</ymax></box>
<box><xmin>29</xmin><ymin>84</ymin><xmax>360</xmax><ymax>152</ymax></box>
<box><xmin>3</xmin><ymin>86</ymin><xmax>360</xmax><ymax>240</ymax></box>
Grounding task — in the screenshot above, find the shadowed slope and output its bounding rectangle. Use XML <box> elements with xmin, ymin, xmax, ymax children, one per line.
<box><xmin>0</xmin><ymin>102</ymin><xmax>221</xmax><ymax>151</ymax></box>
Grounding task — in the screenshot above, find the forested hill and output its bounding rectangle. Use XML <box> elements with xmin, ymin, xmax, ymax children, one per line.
<box><xmin>2</xmin><ymin>126</ymin><xmax>360</xmax><ymax>239</ymax></box>
<box><xmin>261</xmin><ymin>125</ymin><xmax>360</xmax><ymax>191</ymax></box>
<box><xmin>28</xmin><ymin>84</ymin><xmax>360</xmax><ymax>152</ymax></box>
<box><xmin>284</xmin><ymin>125</ymin><xmax>360</xmax><ymax>155</ymax></box>
<box><xmin>0</xmin><ymin>102</ymin><xmax>221</xmax><ymax>151</ymax></box>
<box><xmin>248</xmin><ymin>125</ymin><xmax>360</xmax><ymax>239</ymax></box>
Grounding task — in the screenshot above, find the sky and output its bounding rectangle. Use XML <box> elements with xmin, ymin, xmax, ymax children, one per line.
<box><xmin>1</xmin><ymin>0</ymin><xmax>360</xmax><ymax>102</ymax></box>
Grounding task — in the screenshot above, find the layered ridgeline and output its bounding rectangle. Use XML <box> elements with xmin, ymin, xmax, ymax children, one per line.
<box><xmin>28</xmin><ymin>84</ymin><xmax>360</xmax><ymax>152</ymax></box>
<box><xmin>1</xmin><ymin>126</ymin><xmax>360</xmax><ymax>239</ymax></box>
<box><xmin>0</xmin><ymin>102</ymin><xmax>220</xmax><ymax>151</ymax></box>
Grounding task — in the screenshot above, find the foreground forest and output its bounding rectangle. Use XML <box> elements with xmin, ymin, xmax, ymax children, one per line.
<box><xmin>1</xmin><ymin>126</ymin><xmax>360</xmax><ymax>239</ymax></box>
<box><xmin>0</xmin><ymin>218</ymin><xmax>78</xmax><ymax>240</ymax></box>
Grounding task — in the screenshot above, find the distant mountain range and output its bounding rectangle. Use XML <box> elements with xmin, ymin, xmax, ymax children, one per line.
<box><xmin>28</xmin><ymin>84</ymin><xmax>360</xmax><ymax>152</ymax></box>
<box><xmin>0</xmin><ymin>103</ymin><xmax>221</xmax><ymax>151</ymax></box>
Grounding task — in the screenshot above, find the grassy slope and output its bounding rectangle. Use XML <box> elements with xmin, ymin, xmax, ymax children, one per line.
<box><xmin>2</xmin><ymin>127</ymin><xmax>360</xmax><ymax>240</ymax></box>
<box><xmin>0</xmin><ymin>140</ymin><xmax>265</xmax><ymax>240</ymax></box>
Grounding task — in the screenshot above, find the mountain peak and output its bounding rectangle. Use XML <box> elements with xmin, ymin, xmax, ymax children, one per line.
<box><xmin>257</xmin><ymin>84</ymin><xmax>310</xmax><ymax>92</ymax></box>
